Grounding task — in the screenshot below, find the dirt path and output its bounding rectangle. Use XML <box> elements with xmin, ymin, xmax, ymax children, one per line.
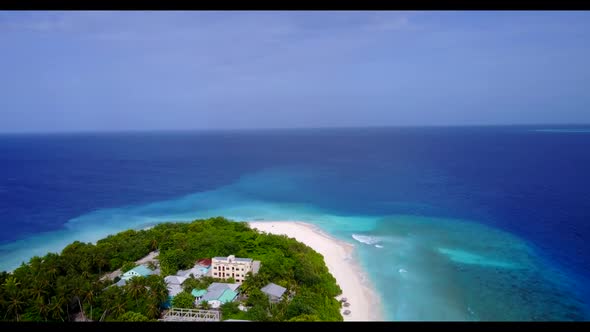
<box><xmin>99</xmin><ymin>251</ymin><xmax>159</xmax><ymax>281</ymax></box>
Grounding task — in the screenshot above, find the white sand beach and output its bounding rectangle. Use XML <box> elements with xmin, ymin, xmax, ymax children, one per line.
<box><xmin>248</xmin><ymin>221</ymin><xmax>384</xmax><ymax>321</ymax></box>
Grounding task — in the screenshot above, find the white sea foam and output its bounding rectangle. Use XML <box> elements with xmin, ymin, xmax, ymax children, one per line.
<box><xmin>352</xmin><ymin>234</ymin><xmax>381</xmax><ymax>245</ymax></box>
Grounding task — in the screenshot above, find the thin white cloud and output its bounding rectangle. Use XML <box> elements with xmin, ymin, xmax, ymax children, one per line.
<box><xmin>0</xmin><ymin>16</ymin><xmax>69</xmax><ymax>32</ymax></box>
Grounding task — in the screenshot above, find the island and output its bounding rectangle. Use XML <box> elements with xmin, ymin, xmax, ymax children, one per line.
<box><xmin>0</xmin><ymin>217</ymin><xmax>365</xmax><ymax>322</ymax></box>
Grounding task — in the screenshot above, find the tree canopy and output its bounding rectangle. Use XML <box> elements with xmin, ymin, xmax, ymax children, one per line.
<box><xmin>171</xmin><ymin>291</ymin><xmax>194</xmax><ymax>309</ymax></box>
<box><xmin>0</xmin><ymin>217</ymin><xmax>343</xmax><ymax>322</ymax></box>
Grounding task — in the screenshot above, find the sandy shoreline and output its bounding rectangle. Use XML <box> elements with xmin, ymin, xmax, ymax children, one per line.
<box><xmin>248</xmin><ymin>221</ymin><xmax>384</xmax><ymax>321</ymax></box>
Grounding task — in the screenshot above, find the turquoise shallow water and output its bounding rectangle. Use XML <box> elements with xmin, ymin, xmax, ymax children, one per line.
<box><xmin>0</xmin><ymin>168</ymin><xmax>587</xmax><ymax>320</ymax></box>
<box><xmin>350</xmin><ymin>215</ymin><xmax>587</xmax><ymax>320</ymax></box>
<box><xmin>2</xmin><ymin>128</ymin><xmax>590</xmax><ymax>320</ymax></box>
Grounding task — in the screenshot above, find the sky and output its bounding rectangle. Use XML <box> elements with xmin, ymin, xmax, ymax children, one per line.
<box><xmin>1</xmin><ymin>11</ymin><xmax>589</xmax><ymax>132</ymax></box>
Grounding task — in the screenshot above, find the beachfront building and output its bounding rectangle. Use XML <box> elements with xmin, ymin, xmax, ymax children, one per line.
<box><xmin>121</xmin><ymin>264</ymin><xmax>155</xmax><ymax>281</ymax></box>
<box><xmin>192</xmin><ymin>282</ymin><xmax>240</xmax><ymax>309</ymax></box>
<box><xmin>211</xmin><ymin>255</ymin><xmax>260</xmax><ymax>283</ymax></box>
<box><xmin>260</xmin><ymin>283</ymin><xmax>287</xmax><ymax>303</ymax></box>
<box><xmin>164</xmin><ymin>275</ymin><xmax>188</xmax><ymax>297</ymax></box>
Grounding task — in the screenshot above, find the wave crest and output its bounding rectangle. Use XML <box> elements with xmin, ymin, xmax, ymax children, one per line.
<box><xmin>352</xmin><ymin>233</ymin><xmax>381</xmax><ymax>245</ymax></box>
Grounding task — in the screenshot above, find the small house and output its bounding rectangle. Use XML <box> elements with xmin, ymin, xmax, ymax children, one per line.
<box><xmin>260</xmin><ymin>283</ymin><xmax>287</xmax><ymax>303</ymax></box>
<box><xmin>121</xmin><ymin>265</ymin><xmax>154</xmax><ymax>281</ymax></box>
<box><xmin>164</xmin><ymin>275</ymin><xmax>188</xmax><ymax>297</ymax></box>
<box><xmin>192</xmin><ymin>282</ymin><xmax>239</xmax><ymax>307</ymax></box>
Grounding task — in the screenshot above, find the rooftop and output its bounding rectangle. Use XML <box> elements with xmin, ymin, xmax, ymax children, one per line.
<box><xmin>177</xmin><ymin>266</ymin><xmax>209</xmax><ymax>278</ymax></box>
<box><xmin>212</xmin><ymin>255</ymin><xmax>253</xmax><ymax>263</ymax></box>
<box><xmin>260</xmin><ymin>283</ymin><xmax>287</xmax><ymax>298</ymax></box>
<box><xmin>191</xmin><ymin>289</ymin><xmax>207</xmax><ymax>297</ymax></box>
<box><xmin>209</xmin><ymin>282</ymin><xmax>240</xmax><ymax>292</ymax></box>
<box><xmin>218</xmin><ymin>289</ymin><xmax>238</xmax><ymax>304</ymax></box>
<box><xmin>164</xmin><ymin>275</ymin><xmax>187</xmax><ymax>285</ymax></box>
<box><xmin>124</xmin><ymin>265</ymin><xmax>153</xmax><ymax>277</ymax></box>
<box><xmin>197</xmin><ymin>258</ymin><xmax>212</xmax><ymax>266</ymax></box>
<box><xmin>202</xmin><ymin>283</ymin><xmax>240</xmax><ymax>302</ymax></box>
<box><xmin>167</xmin><ymin>284</ymin><xmax>184</xmax><ymax>297</ymax></box>
<box><xmin>202</xmin><ymin>287</ymin><xmax>225</xmax><ymax>302</ymax></box>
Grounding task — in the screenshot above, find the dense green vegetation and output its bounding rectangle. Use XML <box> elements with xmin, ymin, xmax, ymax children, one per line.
<box><xmin>182</xmin><ymin>276</ymin><xmax>215</xmax><ymax>293</ymax></box>
<box><xmin>118</xmin><ymin>311</ymin><xmax>151</xmax><ymax>322</ymax></box>
<box><xmin>170</xmin><ymin>291</ymin><xmax>195</xmax><ymax>309</ymax></box>
<box><xmin>0</xmin><ymin>217</ymin><xmax>343</xmax><ymax>322</ymax></box>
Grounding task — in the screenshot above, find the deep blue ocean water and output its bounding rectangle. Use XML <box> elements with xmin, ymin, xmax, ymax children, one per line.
<box><xmin>1</xmin><ymin>126</ymin><xmax>589</xmax><ymax>320</ymax></box>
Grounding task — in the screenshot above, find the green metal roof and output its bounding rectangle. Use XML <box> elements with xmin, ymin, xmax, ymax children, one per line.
<box><xmin>192</xmin><ymin>289</ymin><xmax>207</xmax><ymax>297</ymax></box>
<box><xmin>218</xmin><ymin>289</ymin><xmax>237</xmax><ymax>304</ymax></box>
<box><xmin>122</xmin><ymin>265</ymin><xmax>153</xmax><ymax>278</ymax></box>
<box><xmin>131</xmin><ymin>265</ymin><xmax>153</xmax><ymax>277</ymax></box>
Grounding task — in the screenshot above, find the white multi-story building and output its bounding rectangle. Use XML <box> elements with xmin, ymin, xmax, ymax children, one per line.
<box><xmin>211</xmin><ymin>255</ymin><xmax>259</xmax><ymax>283</ymax></box>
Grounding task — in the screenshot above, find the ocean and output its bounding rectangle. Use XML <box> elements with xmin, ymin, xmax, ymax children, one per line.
<box><xmin>1</xmin><ymin>126</ymin><xmax>589</xmax><ymax>320</ymax></box>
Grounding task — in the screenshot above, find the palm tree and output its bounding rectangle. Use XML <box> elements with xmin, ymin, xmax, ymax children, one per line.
<box><xmin>78</xmin><ymin>258</ymin><xmax>94</xmax><ymax>280</ymax></box>
<box><xmin>34</xmin><ymin>297</ymin><xmax>50</xmax><ymax>322</ymax></box>
<box><xmin>68</xmin><ymin>277</ymin><xmax>87</xmax><ymax>320</ymax></box>
<box><xmin>146</xmin><ymin>298</ymin><xmax>161</xmax><ymax>319</ymax></box>
<box><xmin>53</xmin><ymin>279</ymin><xmax>70</xmax><ymax>319</ymax></box>
<box><xmin>3</xmin><ymin>276</ymin><xmax>24</xmax><ymax>321</ymax></box>
<box><xmin>5</xmin><ymin>295</ymin><xmax>25</xmax><ymax>321</ymax></box>
<box><xmin>29</xmin><ymin>280</ymin><xmax>48</xmax><ymax>300</ymax></box>
<box><xmin>98</xmin><ymin>309</ymin><xmax>109</xmax><ymax>322</ymax></box>
<box><xmin>93</xmin><ymin>254</ymin><xmax>109</xmax><ymax>276</ymax></box>
<box><xmin>46</xmin><ymin>264</ymin><xmax>59</xmax><ymax>282</ymax></box>
<box><xmin>83</xmin><ymin>285</ymin><xmax>96</xmax><ymax>321</ymax></box>
<box><xmin>48</xmin><ymin>296</ymin><xmax>66</xmax><ymax>322</ymax></box>
<box><xmin>127</xmin><ymin>277</ymin><xmax>146</xmax><ymax>300</ymax></box>
<box><xmin>3</xmin><ymin>276</ymin><xmax>20</xmax><ymax>295</ymax></box>
<box><xmin>146</xmin><ymin>277</ymin><xmax>168</xmax><ymax>304</ymax></box>
<box><xmin>29</xmin><ymin>256</ymin><xmax>43</xmax><ymax>276</ymax></box>
<box><xmin>111</xmin><ymin>301</ymin><xmax>126</xmax><ymax>319</ymax></box>
<box><xmin>98</xmin><ymin>287</ymin><xmax>121</xmax><ymax>321</ymax></box>
<box><xmin>150</xmin><ymin>239</ymin><xmax>158</xmax><ymax>251</ymax></box>
<box><xmin>126</xmin><ymin>277</ymin><xmax>146</xmax><ymax>309</ymax></box>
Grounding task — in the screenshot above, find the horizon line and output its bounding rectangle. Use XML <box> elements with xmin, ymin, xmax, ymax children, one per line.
<box><xmin>1</xmin><ymin>123</ymin><xmax>590</xmax><ymax>135</ymax></box>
